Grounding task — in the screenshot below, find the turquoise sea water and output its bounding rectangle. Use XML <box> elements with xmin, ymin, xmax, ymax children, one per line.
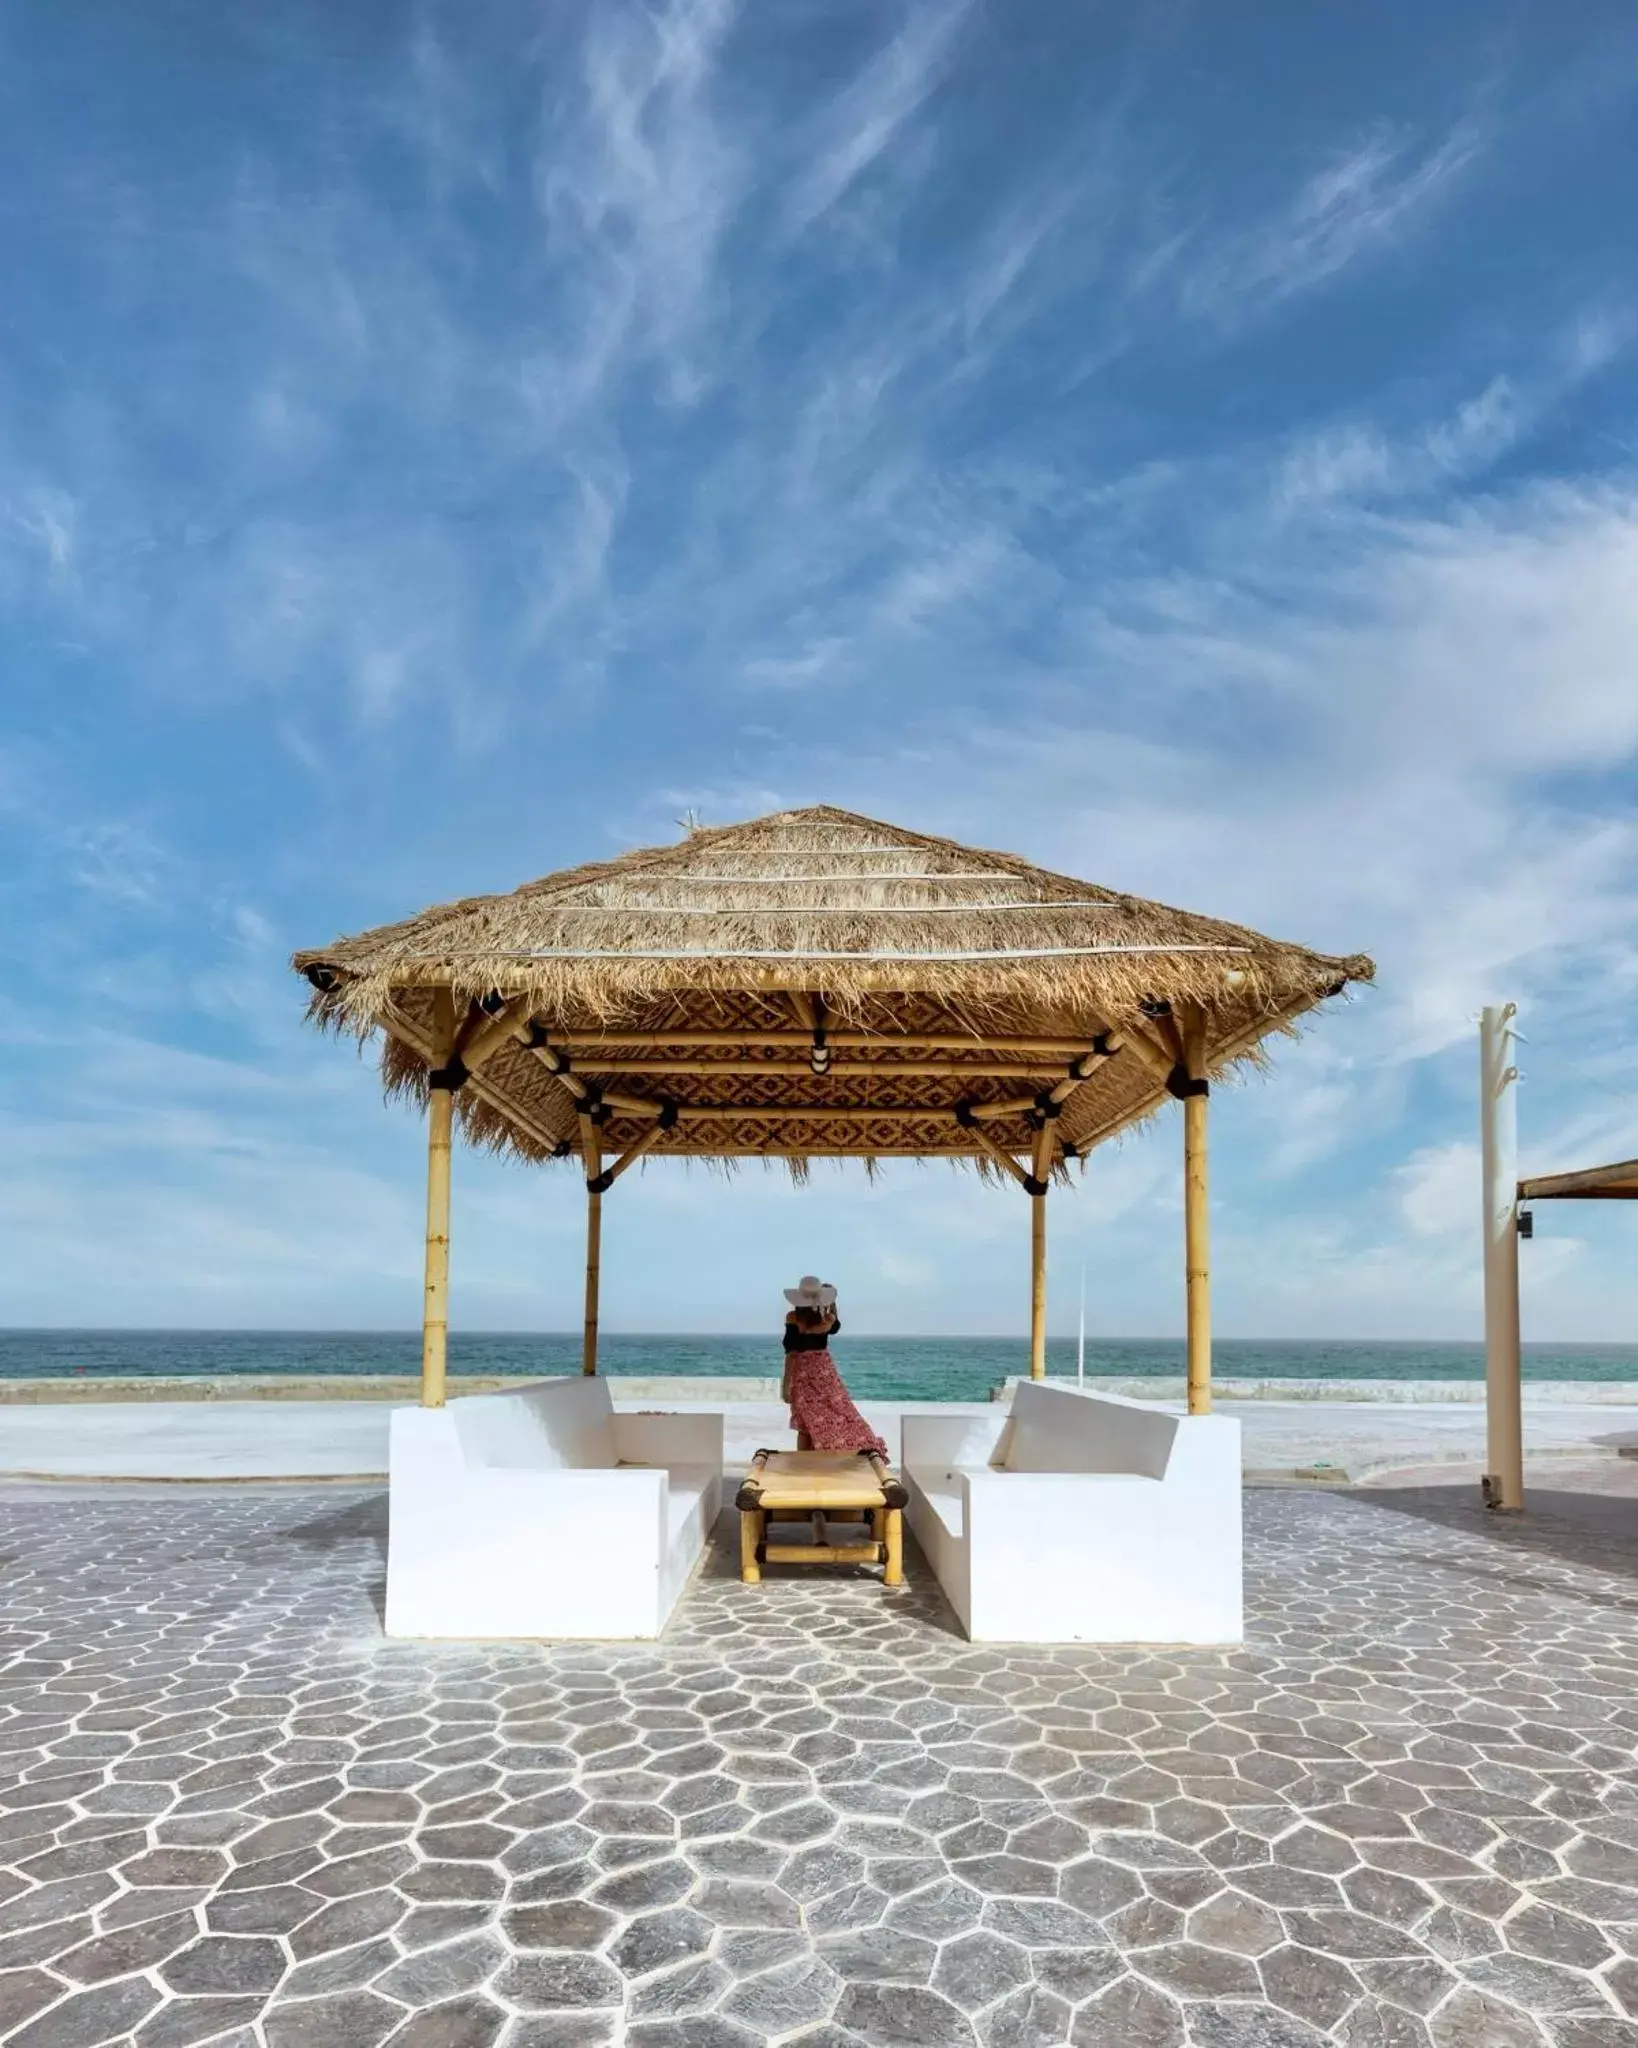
<box><xmin>3</xmin><ymin>1331</ymin><xmax>1636</xmax><ymax>1403</ymax></box>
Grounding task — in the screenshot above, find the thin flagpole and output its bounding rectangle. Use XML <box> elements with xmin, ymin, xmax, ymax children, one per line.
<box><xmin>1077</xmin><ymin>1263</ymin><xmax>1086</xmax><ymax>1391</ymax></box>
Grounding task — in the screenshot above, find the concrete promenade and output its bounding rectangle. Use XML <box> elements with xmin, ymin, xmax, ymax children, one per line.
<box><xmin>3</xmin><ymin>1476</ymin><xmax>1637</xmax><ymax>2046</ymax></box>
<box><xmin>2</xmin><ymin>1380</ymin><xmax>1636</xmax><ymax>1485</ymax></box>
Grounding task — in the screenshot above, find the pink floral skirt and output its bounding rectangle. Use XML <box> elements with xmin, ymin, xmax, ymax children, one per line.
<box><xmin>785</xmin><ymin>1350</ymin><xmax>888</xmax><ymax>1458</ymax></box>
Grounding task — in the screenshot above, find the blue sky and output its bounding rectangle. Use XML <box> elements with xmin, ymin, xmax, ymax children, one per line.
<box><xmin>3</xmin><ymin>0</ymin><xmax>1636</xmax><ymax>1341</ymax></box>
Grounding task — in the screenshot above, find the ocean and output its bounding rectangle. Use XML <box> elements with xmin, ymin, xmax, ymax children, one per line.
<box><xmin>3</xmin><ymin>1331</ymin><xmax>1637</xmax><ymax>1404</ymax></box>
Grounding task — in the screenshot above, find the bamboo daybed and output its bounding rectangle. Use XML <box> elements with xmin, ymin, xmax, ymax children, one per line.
<box><xmin>293</xmin><ymin>806</ymin><xmax>1373</xmax><ymax>1416</ymax></box>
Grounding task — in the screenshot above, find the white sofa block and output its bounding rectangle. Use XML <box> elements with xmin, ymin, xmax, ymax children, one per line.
<box><xmin>386</xmin><ymin>1377</ymin><xmax>723</xmax><ymax>1640</ymax></box>
<box><xmin>902</xmin><ymin>1381</ymin><xmax>1242</xmax><ymax>1644</ymax></box>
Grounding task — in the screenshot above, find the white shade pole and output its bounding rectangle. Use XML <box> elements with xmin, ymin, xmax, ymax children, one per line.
<box><xmin>1479</xmin><ymin>1004</ymin><xmax>1524</xmax><ymax>1512</ymax></box>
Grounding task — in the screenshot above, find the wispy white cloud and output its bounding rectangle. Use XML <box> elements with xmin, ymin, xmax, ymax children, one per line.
<box><xmin>782</xmin><ymin>0</ymin><xmax>972</xmax><ymax>236</ymax></box>
<box><xmin>4</xmin><ymin>0</ymin><xmax>1636</xmax><ymax>1341</ymax></box>
<box><xmin>533</xmin><ymin>0</ymin><xmax>743</xmax><ymax>412</ymax></box>
<box><xmin>3</xmin><ymin>484</ymin><xmax>77</xmax><ymax>586</ymax></box>
<box><xmin>1177</xmin><ymin>119</ymin><xmax>1484</xmax><ymax>326</ymax></box>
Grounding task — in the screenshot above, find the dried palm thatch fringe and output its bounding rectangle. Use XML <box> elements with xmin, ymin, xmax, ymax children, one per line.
<box><xmin>293</xmin><ymin>806</ymin><xmax>1372</xmax><ymax>1175</ymax></box>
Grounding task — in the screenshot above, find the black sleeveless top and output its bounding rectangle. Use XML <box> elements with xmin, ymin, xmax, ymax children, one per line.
<box><xmin>782</xmin><ymin>1315</ymin><xmax>840</xmax><ymax>1354</ymax></box>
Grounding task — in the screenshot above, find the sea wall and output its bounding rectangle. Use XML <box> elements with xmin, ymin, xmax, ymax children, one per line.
<box><xmin>4</xmin><ymin>1372</ymin><xmax>1637</xmax><ymax>1406</ymax></box>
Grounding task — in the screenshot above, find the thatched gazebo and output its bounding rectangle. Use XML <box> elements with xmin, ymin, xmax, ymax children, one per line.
<box><xmin>294</xmin><ymin>807</ymin><xmax>1372</xmax><ymax>1413</ymax></box>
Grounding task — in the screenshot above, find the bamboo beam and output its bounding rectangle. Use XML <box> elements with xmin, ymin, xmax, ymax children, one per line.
<box><xmin>1065</xmin><ymin>998</ymin><xmax>1308</xmax><ymax>1158</ymax></box>
<box><xmin>593</xmin><ymin>1119</ymin><xmax>669</xmax><ymax>1191</ymax></box>
<box><xmin>454</xmin><ymin>999</ymin><xmax>523</xmax><ymax>1075</ymax></box>
<box><xmin>380</xmin><ymin>1007</ymin><xmax>572</xmax><ymax>1162</ymax></box>
<box><xmin>764</xmin><ymin>1542</ymin><xmax>883</xmax><ymax>1567</ymax></box>
<box><xmin>517</xmin><ymin>1034</ymin><xmax>595</xmax><ymax>1113</ymax></box>
<box><xmin>969</xmin><ymin>1092</ymin><xmax>1048</xmax><ymax>1121</ymax></box>
<box><xmin>1047</xmin><ymin>1032</ymin><xmax>1123</xmax><ymax>1101</ymax></box>
<box><xmin>1518</xmin><ymin>1158</ymin><xmax>1638</xmax><ymax>1201</ymax></box>
<box><xmin>620</xmin><ymin>1146</ymin><xmax>1047</xmax><ymax>1158</ymax></box>
<box><xmin>420</xmin><ymin>991</ymin><xmax>457</xmax><ymax>1411</ymax></box>
<box><xmin>599</xmin><ymin>1086</ymin><xmax>668</xmax><ymax>1116</ymax></box>
<box><xmin>582</xmin><ymin>1118</ymin><xmax>603</xmax><ymax>1378</ymax></box>
<box><xmin>959</xmin><ymin>1118</ymin><xmax>1036</xmax><ymax>1190</ymax></box>
<box><xmin>517</xmin><ymin>1036</ymin><xmax>667</xmax><ymax>1119</ymax></box>
<box><xmin>568</xmin><ymin>1060</ymin><xmax>1064</xmax><ymax>1080</ymax></box>
<box><xmin>956</xmin><ymin>1037</ymin><xmax>1122</xmax><ymax>1122</ymax></box>
<box><xmin>1121</xmin><ymin>1021</ymin><xmax>1179</xmax><ymax>1086</ymax></box>
<box><xmin>672</xmin><ymin>1105</ymin><xmax>1035</xmax><ymax>1125</ymax></box>
<box><xmin>1180</xmin><ymin>1003</ymin><xmax>1211</xmax><ymax>1416</ymax></box>
<box><xmin>553</xmin><ymin>1029</ymin><xmax>1104</xmax><ymax>1054</ymax></box>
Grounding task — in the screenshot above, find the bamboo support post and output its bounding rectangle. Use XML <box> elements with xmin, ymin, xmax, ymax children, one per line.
<box><xmin>740</xmin><ymin>1507</ymin><xmax>765</xmax><ymax>1583</ymax></box>
<box><xmin>1029</xmin><ymin>1180</ymin><xmax>1048</xmax><ymax>1382</ymax></box>
<box><xmin>420</xmin><ymin>991</ymin><xmax>457</xmax><ymax>1410</ymax></box>
<box><xmin>1181</xmin><ymin>1004</ymin><xmax>1212</xmax><ymax>1416</ymax></box>
<box><xmin>582</xmin><ymin>1120</ymin><xmax>603</xmax><ymax>1377</ymax></box>
<box><xmin>883</xmin><ymin>1508</ymin><xmax>904</xmax><ymax>1587</ymax></box>
<box><xmin>1031</xmin><ymin>1113</ymin><xmax>1057</xmax><ymax>1190</ymax></box>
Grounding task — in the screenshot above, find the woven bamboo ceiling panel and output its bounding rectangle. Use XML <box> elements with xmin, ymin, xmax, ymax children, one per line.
<box><xmin>293</xmin><ymin>807</ymin><xmax>1373</xmax><ymax>1171</ymax></box>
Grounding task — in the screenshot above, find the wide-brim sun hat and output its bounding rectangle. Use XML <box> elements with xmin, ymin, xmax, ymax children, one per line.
<box><xmin>784</xmin><ymin>1275</ymin><xmax>836</xmax><ymax>1309</ymax></box>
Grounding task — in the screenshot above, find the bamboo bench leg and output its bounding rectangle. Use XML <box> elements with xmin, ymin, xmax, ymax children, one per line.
<box><xmin>883</xmin><ymin>1506</ymin><xmax>904</xmax><ymax>1588</ymax></box>
<box><xmin>740</xmin><ymin>1508</ymin><xmax>765</xmax><ymax>1585</ymax></box>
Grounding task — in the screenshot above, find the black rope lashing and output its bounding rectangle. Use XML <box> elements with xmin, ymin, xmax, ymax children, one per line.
<box><xmin>1033</xmin><ymin>1093</ymin><xmax>1063</xmax><ymax>1119</ymax></box>
<box><xmin>428</xmin><ymin>1054</ymin><xmax>470</xmax><ymax>1091</ymax></box>
<box><xmin>1165</xmin><ymin>1064</ymin><xmax>1209</xmax><ymax>1101</ymax></box>
<box><xmin>657</xmin><ymin>1098</ymin><xmax>680</xmax><ymax>1131</ymax></box>
<box><xmin>524</xmin><ymin>1020</ymin><xmax>552</xmax><ymax>1050</ymax></box>
<box><xmin>1065</xmin><ymin>1032</ymin><xmax>1120</xmax><ymax>1081</ymax></box>
<box><xmin>578</xmin><ymin>1084</ymin><xmax>611</xmax><ymax>1126</ymax></box>
<box><xmin>1022</xmin><ymin>1174</ymin><xmax>1049</xmax><ymax>1198</ymax></box>
<box><xmin>587</xmin><ymin>1169</ymin><xmax>614</xmax><ymax>1195</ymax></box>
<box><xmin>551</xmin><ymin>1139</ymin><xmax>574</xmax><ymax>1158</ymax></box>
<box><xmin>953</xmin><ymin>1099</ymin><xmax>977</xmax><ymax>1129</ymax></box>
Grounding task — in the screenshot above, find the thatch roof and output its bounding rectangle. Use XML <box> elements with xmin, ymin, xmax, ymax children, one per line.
<box><xmin>293</xmin><ymin>806</ymin><xmax>1372</xmax><ymax>1174</ymax></box>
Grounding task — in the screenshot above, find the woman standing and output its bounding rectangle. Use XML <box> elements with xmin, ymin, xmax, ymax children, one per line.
<box><xmin>780</xmin><ymin>1276</ymin><xmax>887</xmax><ymax>1458</ymax></box>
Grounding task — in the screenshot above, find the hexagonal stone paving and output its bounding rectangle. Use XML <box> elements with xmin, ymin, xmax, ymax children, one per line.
<box><xmin>1</xmin><ymin>1479</ymin><xmax>1635</xmax><ymax>2044</ymax></box>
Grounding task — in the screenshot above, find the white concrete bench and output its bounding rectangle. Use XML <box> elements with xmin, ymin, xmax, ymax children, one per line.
<box><xmin>902</xmin><ymin>1381</ymin><xmax>1242</xmax><ymax>1644</ymax></box>
<box><xmin>386</xmin><ymin>1377</ymin><xmax>723</xmax><ymax>1639</ymax></box>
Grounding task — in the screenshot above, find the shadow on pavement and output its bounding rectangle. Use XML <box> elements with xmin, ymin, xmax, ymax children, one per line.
<box><xmin>1338</xmin><ymin>1477</ymin><xmax>1638</xmax><ymax>1594</ymax></box>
